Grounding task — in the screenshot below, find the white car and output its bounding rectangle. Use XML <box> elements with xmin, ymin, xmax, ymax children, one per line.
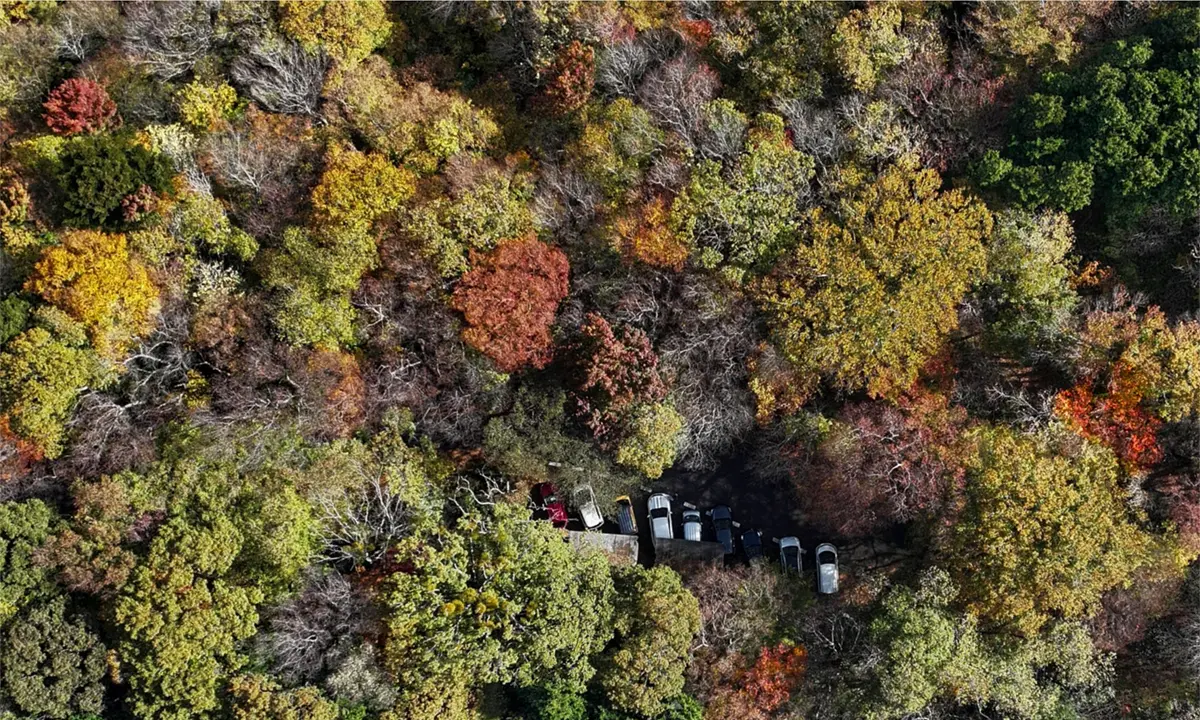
<box><xmin>574</xmin><ymin>485</ymin><xmax>603</xmax><ymax>531</ymax></box>
<box><xmin>682</xmin><ymin>507</ymin><xmax>702</xmax><ymax>542</ymax></box>
<box><xmin>647</xmin><ymin>493</ymin><xmax>673</xmax><ymax>540</ymax></box>
<box><xmin>815</xmin><ymin>543</ymin><xmax>839</xmax><ymax>594</ymax></box>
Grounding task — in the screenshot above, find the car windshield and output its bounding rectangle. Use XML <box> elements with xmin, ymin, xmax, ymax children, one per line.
<box><xmin>651</xmin><ymin>508</ymin><xmax>668</xmax><ymax>519</ymax></box>
<box><xmin>714</xmin><ymin>518</ymin><xmax>730</xmax><ymax>529</ymax></box>
<box><xmin>818</xmin><ymin>551</ymin><xmax>835</xmax><ymax>564</ymax></box>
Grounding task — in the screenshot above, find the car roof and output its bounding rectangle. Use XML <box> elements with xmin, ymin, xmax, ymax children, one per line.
<box><xmin>819</xmin><ymin>563</ymin><xmax>838</xmax><ymax>592</ymax></box>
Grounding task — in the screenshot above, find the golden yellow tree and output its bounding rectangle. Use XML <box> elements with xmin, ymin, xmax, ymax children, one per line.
<box><xmin>25</xmin><ymin>230</ymin><xmax>158</xmax><ymax>359</ymax></box>
<box><xmin>756</xmin><ymin>160</ymin><xmax>991</xmax><ymax>403</ymax></box>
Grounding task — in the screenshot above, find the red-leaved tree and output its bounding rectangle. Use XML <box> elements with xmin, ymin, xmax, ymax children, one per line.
<box><xmin>43</xmin><ymin>78</ymin><xmax>119</xmax><ymax>136</ymax></box>
<box><xmin>794</xmin><ymin>388</ymin><xmax>969</xmax><ymax>539</ymax></box>
<box><xmin>709</xmin><ymin>643</ymin><xmax>808</xmax><ymax>720</ymax></box>
<box><xmin>450</xmin><ymin>235</ymin><xmax>570</xmax><ymax>373</ymax></box>
<box><xmin>573</xmin><ymin>313</ymin><xmax>668</xmax><ymax>445</ymax></box>
<box><xmin>541</xmin><ymin>41</ymin><xmax>595</xmax><ymax>115</ymax></box>
<box><xmin>1055</xmin><ymin>359</ymin><xmax>1163</xmax><ymax>470</ymax></box>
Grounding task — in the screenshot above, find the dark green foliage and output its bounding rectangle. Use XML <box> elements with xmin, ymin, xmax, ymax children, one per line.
<box><xmin>0</xmin><ymin>295</ymin><xmax>30</xmax><ymax>346</ymax></box>
<box><xmin>979</xmin><ymin>8</ymin><xmax>1200</xmax><ymax>226</ymax></box>
<box><xmin>1</xmin><ymin>596</ymin><xmax>106</xmax><ymax>719</ymax></box>
<box><xmin>55</xmin><ymin>134</ymin><xmax>173</xmax><ymax>228</ymax></box>
<box><xmin>0</xmin><ymin>499</ymin><xmax>57</xmax><ymax>625</ymax></box>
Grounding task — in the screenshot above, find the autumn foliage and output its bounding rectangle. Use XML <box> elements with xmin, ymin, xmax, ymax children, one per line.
<box><xmin>610</xmin><ymin>194</ymin><xmax>689</xmax><ymax>270</ymax></box>
<box><xmin>25</xmin><ymin>230</ymin><xmax>158</xmax><ymax>359</ymax></box>
<box><xmin>1054</xmin><ymin>361</ymin><xmax>1163</xmax><ymax>470</ymax></box>
<box><xmin>709</xmin><ymin>643</ymin><xmax>807</xmax><ymax>720</ymax></box>
<box><xmin>43</xmin><ymin>79</ymin><xmax>119</xmax><ymax>136</ymax></box>
<box><xmin>451</xmin><ymin>236</ymin><xmax>570</xmax><ymax>373</ymax></box>
<box><xmin>541</xmin><ymin>41</ymin><xmax>596</xmax><ymax>115</ymax></box>
<box><xmin>573</xmin><ymin>313</ymin><xmax>669</xmax><ymax>444</ymax></box>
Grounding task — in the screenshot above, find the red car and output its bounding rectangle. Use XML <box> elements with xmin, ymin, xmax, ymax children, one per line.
<box><xmin>536</xmin><ymin>483</ymin><xmax>568</xmax><ymax>528</ymax></box>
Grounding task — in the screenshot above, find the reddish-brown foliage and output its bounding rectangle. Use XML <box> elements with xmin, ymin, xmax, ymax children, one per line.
<box><xmin>710</xmin><ymin>643</ymin><xmax>808</xmax><ymax>720</ymax></box>
<box><xmin>1158</xmin><ymin>475</ymin><xmax>1200</xmax><ymax>551</ymax></box>
<box><xmin>0</xmin><ymin>416</ymin><xmax>40</xmax><ymax>481</ymax></box>
<box><xmin>450</xmin><ymin>236</ymin><xmax>570</xmax><ymax>373</ymax></box>
<box><xmin>1055</xmin><ymin>360</ymin><xmax>1163</xmax><ymax>469</ymax></box>
<box><xmin>120</xmin><ymin>184</ymin><xmax>157</xmax><ymax>223</ymax></box>
<box><xmin>796</xmin><ymin>389</ymin><xmax>968</xmax><ymax>539</ymax></box>
<box><xmin>302</xmin><ymin>349</ymin><xmax>367</xmax><ymax>440</ymax></box>
<box><xmin>42</xmin><ymin>78</ymin><xmax>119</xmax><ymax>136</ymax></box>
<box><xmin>573</xmin><ymin>313</ymin><xmax>668</xmax><ymax>444</ymax></box>
<box><xmin>678</xmin><ymin>19</ymin><xmax>713</xmax><ymax>48</ymax></box>
<box><xmin>541</xmin><ymin>41</ymin><xmax>595</xmax><ymax>115</ymax></box>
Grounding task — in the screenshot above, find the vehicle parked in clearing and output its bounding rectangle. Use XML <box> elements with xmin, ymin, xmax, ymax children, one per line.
<box><xmin>615</xmin><ymin>495</ymin><xmax>637</xmax><ymax>535</ymax></box>
<box><xmin>682</xmin><ymin>506</ymin><xmax>702</xmax><ymax>542</ymax></box>
<box><xmin>710</xmin><ymin>505</ymin><xmax>734</xmax><ymax>554</ymax></box>
<box><xmin>816</xmin><ymin>543</ymin><xmax>839</xmax><ymax>594</ymax></box>
<box><xmin>647</xmin><ymin>493</ymin><xmax>673</xmax><ymax>540</ymax></box>
<box><xmin>780</xmin><ymin>536</ymin><xmax>803</xmax><ymax>574</ymax></box>
<box><xmin>574</xmin><ymin>485</ymin><xmax>603</xmax><ymax>531</ymax></box>
<box><xmin>742</xmin><ymin>528</ymin><xmax>764</xmax><ymax>562</ymax></box>
<box><xmin>537</xmin><ymin>483</ymin><xmax>568</xmax><ymax>529</ymax></box>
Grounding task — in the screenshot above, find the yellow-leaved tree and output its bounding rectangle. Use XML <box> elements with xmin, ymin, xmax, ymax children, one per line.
<box><xmin>25</xmin><ymin>229</ymin><xmax>158</xmax><ymax>360</ymax></box>
<box><xmin>755</xmin><ymin>159</ymin><xmax>991</xmax><ymax>404</ymax></box>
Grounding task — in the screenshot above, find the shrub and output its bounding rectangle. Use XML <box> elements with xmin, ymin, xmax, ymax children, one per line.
<box><xmin>175</xmin><ymin>79</ymin><xmax>238</xmax><ymax>132</ymax></box>
<box><xmin>42</xmin><ymin>78</ymin><xmax>119</xmax><ymax>136</ymax></box>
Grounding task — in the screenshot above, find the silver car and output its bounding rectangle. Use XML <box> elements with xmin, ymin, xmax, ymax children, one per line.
<box><xmin>647</xmin><ymin>493</ymin><xmax>673</xmax><ymax>540</ymax></box>
<box><xmin>816</xmin><ymin>543</ymin><xmax>838</xmax><ymax>594</ymax></box>
<box><xmin>779</xmin><ymin>536</ymin><xmax>803</xmax><ymax>574</ymax></box>
<box><xmin>682</xmin><ymin>507</ymin><xmax>702</xmax><ymax>542</ymax></box>
<box><xmin>574</xmin><ymin>485</ymin><xmax>603</xmax><ymax>531</ymax></box>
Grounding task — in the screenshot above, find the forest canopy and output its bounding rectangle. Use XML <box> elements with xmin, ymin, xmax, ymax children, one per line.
<box><xmin>0</xmin><ymin>2</ymin><xmax>1198</xmax><ymax>720</ymax></box>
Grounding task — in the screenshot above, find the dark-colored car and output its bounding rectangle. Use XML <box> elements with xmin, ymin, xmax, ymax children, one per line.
<box><xmin>536</xmin><ymin>483</ymin><xmax>568</xmax><ymax>528</ymax></box>
<box><xmin>615</xmin><ymin>495</ymin><xmax>637</xmax><ymax>535</ymax></box>
<box><xmin>742</xmin><ymin>528</ymin><xmax>764</xmax><ymax>563</ymax></box>
<box><xmin>710</xmin><ymin>505</ymin><xmax>734</xmax><ymax>554</ymax></box>
<box><xmin>780</xmin><ymin>536</ymin><xmax>803</xmax><ymax>574</ymax></box>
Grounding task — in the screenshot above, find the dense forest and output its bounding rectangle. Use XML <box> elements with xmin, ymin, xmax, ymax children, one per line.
<box><xmin>0</xmin><ymin>1</ymin><xmax>1198</xmax><ymax>719</ymax></box>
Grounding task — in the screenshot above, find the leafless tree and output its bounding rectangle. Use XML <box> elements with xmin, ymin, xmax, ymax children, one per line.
<box><xmin>51</xmin><ymin>1</ymin><xmax>120</xmax><ymax>62</ymax></box>
<box><xmin>231</xmin><ymin>37</ymin><xmax>329</xmax><ymax>117</ymax></box>
<box><xmin>204</xmin><ymin>131</ymin><xmax>279</xmax><ymax>194</ymax></box>
<box><xmin>533</xmin><ymin>161</ymin><xmax>601</xmax><ymax>238</ymax></box>
<box><xmin>688</xmin><ymin>563</ymin><xmax>786</xmax><ymax>655</ymax></box>
<box><xmin>123</xmin><ymin>0</ymin><xmax>219</xmax><ymax>80</ymax></box>
<box><xmin>259</xmin><ymin>570</ymin><xmax>374</xmax><ymax>684</ymax></box>
<box><xmin>318</xmin><ymin>470</ymin><xmax>417</xmax><ymax>570</ymax></box>
<box><xmin>638</xmin><ymin>53</ymin><xmax>719</xmax><ymax>146</ymax></box>
<box><xmin>775</xmin><ymin>98</ymin><xmax>847</xmax><ymax>173</ymax></box>
<box><xmin>660</xmin><ymin>277</ymin><xmax>757</xmax><ymax>470</ymax></box>
<box><xmin>595</xmin><ymin>35</ymin><xmax>654</xmax><ymax>98</ymax></box>
<box><xmin>323</xmin><ymin>643</ymin><xmax>397</xmax><ymax>711</ymax></box>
